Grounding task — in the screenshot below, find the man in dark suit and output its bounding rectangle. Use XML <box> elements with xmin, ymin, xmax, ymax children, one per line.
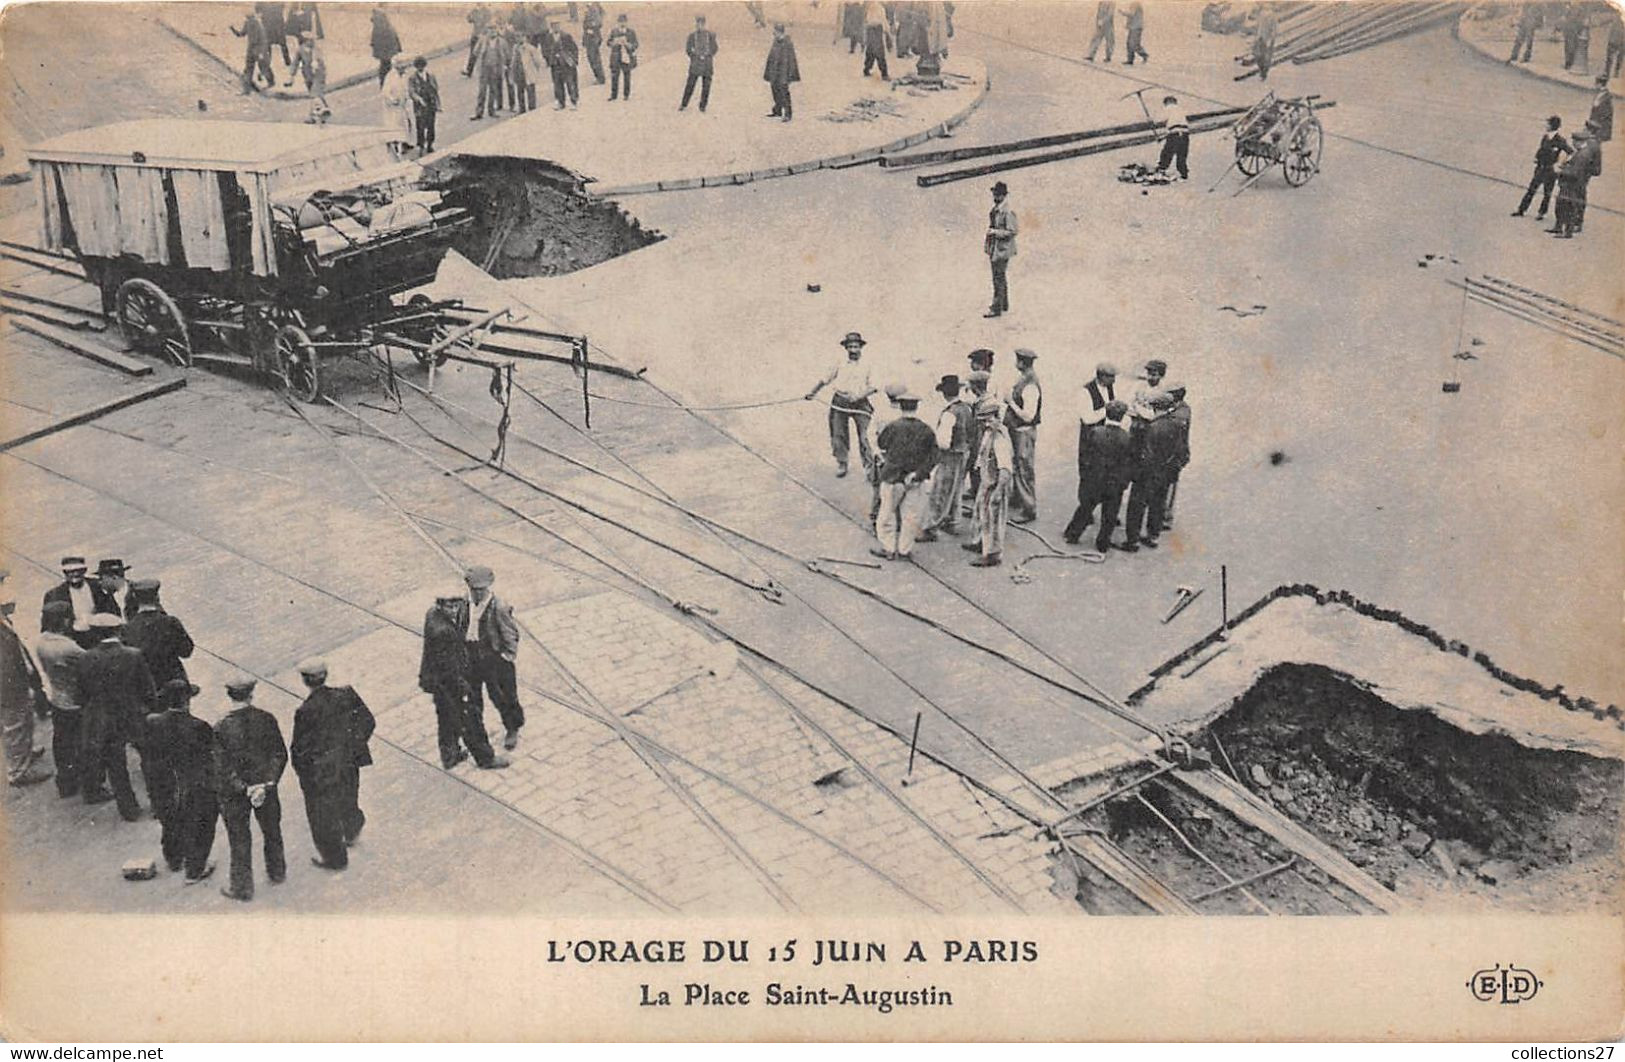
<box><xmin>1121</xmin><ymin>392</ymin><xmax>1183</xmax><ymax>551</ymax></box>
<box><xmin>122</xmin><ymin>579</ymin><xmax>194</xmax><ymax>689</ymax></box>
<box><xmin>680</xmin><ymin>14</ymin><xmax>719</xmax><ymax>112</ymax></box>
<box><xmin>42</xmin><ymin>555</ymin><xmax>101</xmax><ymax>648</ymax></box>
<box><xmin>213</xmin><ymin>678</ymin><xmax>288</xmax><ymax>901</ymax></box>
<box><xmin>91</xmin><ymin>558</ymin><xmax>137</xmax><ymax>620</ymax></box>
<box><xmin>1512</xmin><ymin>116</ymin><xmax>1570</xmax><ymax>220</ymax></box>
<box><xmin>422</xmin><ymin>595</ymin><xmax>510</xmax><ymax>771</ymax></box>
<box><xmin>75</xmin><ymin>614</ymin><xmax>155</xmax><ymax>819</ymax></box>
<box><xmin>1064</xmin><ymin>401</ymin><xmax>1134</xmax><ymax>552</ymax></box>
<box><xmin>459</xmin><ymin>566</ymin><xmax>525</xmax><ymax>751</ymax></box>
<box><xmin>144</xmin><ymin>679</ymin><xmax>218</xmax><ymax>882</ymax></box>
<box><xmin>290</xmin><ymin>659</ymin><xmax>373</xmax><ymax>869</ymax></box>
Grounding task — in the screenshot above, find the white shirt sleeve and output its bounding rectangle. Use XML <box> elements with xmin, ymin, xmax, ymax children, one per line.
<box><xmin>934</xmin><ymin>409</ymin><xmax>955</xmax><ymax>449</ymax></box>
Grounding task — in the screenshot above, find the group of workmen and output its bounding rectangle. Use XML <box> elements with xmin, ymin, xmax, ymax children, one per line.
<box><xmin>1510</xmin><ymin>81</ymin><xmax>1613</xmax><ymax>238</ymax></box>
<box><xmin>0</xmin><ymin>557</ymin><xmax>377</xmax><ymax>902</ymax></box>
<box><xmin>809</xmin><ymin>337</ymin><xmax>1191</xmax><ymax>568</ymax></box>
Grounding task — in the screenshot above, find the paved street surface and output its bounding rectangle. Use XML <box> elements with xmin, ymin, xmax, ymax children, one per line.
<box><xmin>0</xmin><ymin>2</ymin><xmax>1620</xmax><ymax>919</ymax></box>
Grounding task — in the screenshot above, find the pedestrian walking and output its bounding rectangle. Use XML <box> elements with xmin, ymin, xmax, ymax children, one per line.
<box><xmin>1005</xmin><ymin>348</ymin><xmax>1042</xmax><ymax>524</ymax></box>
<box><xmin>41</xmin><ymin>554</ymin><xmax>100</xmax><ymax>648</ymax></box>
<box><xmin>1512</xmin><ymin>116</ymin><xmax>1570</xmax><ymax>220</ymax></box>
<box><xmin>840</xmin><ymin>1</ymin><xmax>866</xmax><ymax>53</ymax></box>
<box><xmin>294</xmin><ymin>659</ymin><xmax>374</xmax><ymax>857</ymax></box>
<box><xmin>1153</xmin><ymin>95</ymin><xmax>1190</xmax><ymax>180</ymax></box>
<box><xmin>259</xmin><ymin>1</ymin><xmax>291</xmax><ymax>68</ymax></box>
<box><xmin>963</xmin><ymin>397</ymin><xmax>1013</xmax><ymax>567</ymax></box>
<box><xmin>1121</xmin><ymin>392</ymin><xmax>1181</xmax><ymax>551</ymax></box>
<box><xmin>35</xmin><ymin>602</ymin><xmax>85</xmax><ymax>797</ymax></box>
<box><xmin>1509</xmin><ymin>2</ymin><xmax>1541</xmax><ymax>63</ymax></box>
<box><xmin>765</xmin><ymin>23</ymin><xmax>800</xmax><ymax>121</ymax></box>
<box><xmin>984</xmin><ymin>181</ymin><xmax>1017</xmax><ymax>318</ymax></box>
<box><xmin>409</xmin><ymin>56</ymin><xmax>440</xmax><ymax>154</ymax></box>
<box><xmin>290</xmin><ymin>659</ymin><xmax>364</xmax><ymax>871</ymax></box>
<box><xmin>287</xmin><ymin>29</ymin><xmax>330</xmax><ymax>118</ymax></box>
<box><xmin>1159</xmin><ymin>380</ymin><xmax>1191</xmax><ymax>531</ymax></box>
<box><xmin>920</xmin><ymin>374</ymin><xmax>973</xmax><ymax>540</ymax></box>
<box><xmin>143</xmin><ymin>679</ymin><xmax>218</xmax><ymax>884</ymax></box>
<box><xmin>871</xmin><ymin>390</ymin><xmax>939</xmax><ymax>561</ymax></box>
<box><xmin>1085</xmin><ymin>0</ymin><xmax>1115</xmax><ymax>62</ymax></box>
<box><xmin>458</xmin><ymin>567</ymin><xmax>525</xmax><ymax>750</ymax></box>
<box><xmin>681</xmin><ymin>15</ymin><xmax>719</xmax><ymax>112</ymax></box>
<box><xmin>370</xmin><ymin>5</ymin><xmax>401</xmax><ymax>87</ymax></box>
<box><xmin>381</xmin><ymin>57</ymin><xmax>418</xmax><ymax>148</ymax></box>
<box><xmin>231</xmin><ymin>7</ymin><xmax>274</xmax><ymax>94</ymax></box>
<box><xmin>607</xmin><ymin>13</ymin><xmax>638</xmax><ymax>100</ymax></box>
<box><xmin>862</xmin><ymin>1</ymin><xmax>891</xmax><ymax>78</ymax></box>
<box><xmin>581</xmin><ymin>2</ymin><xmax>606</xmax><ymax>84</ymax></box>
<box><xmin>806</xmin><ymin>332</ymin><xmax>879</xmax><ymax>478</ymax></box>
<box><xmin>421</xmin><ymin>594</ymin><xmax>509</xmax><ymax>770</ymax></box>
<box><xmin>76</xmin><ymin>613</ymin><xmax>154</xmax><ymax>818</ymax></box>
<box><xmin>548</xmin><ymin>20</ymin><xmax>581</xmax><ymax>109</ymax></box>
<box><xmin>212</xmin><ymin>678</ymin><xmax>288</xmax><ymax>901</ymax></box>
<box><xmin>1560</xmin><ymin>1</ymin><xmax>1585</xmax><ymax>70</ymax></box>
<box><xmin>1062</xmin><ymin>401</ymin><xmax>1134</xmax><ymax>552</ymax></box>
<box><xmin>1</xmin><ymin>589</ymin><xmax>51</xmax><ymax>789</ymax></box>
<box><xmin>1590</xmin><ymin>76</ymin><xmax>1613</xmax><ymax>142</ymax></box>
<box><xmin>1253</xmin><ymin>3</ymin><xmax>1278</xmax><ymax>80</ymax></box>
<box><xmin>1122</xmin><ymin>0</ymin><xmax>1149</xmax><ymax>63</ymax></box>
<box><xmin>121</xmin><ymin>579</ymin><xmax>194</xmax><ymax>690</ymax></box>
<box><xmin>471</xmin><ymin>26</ymin><xmax>508</xmax><ymax>119</ymax></box>
<box><xmin>1606</xmin><ymin>9</ymin><xmax>1625</xmax><ymax>79</ymax></box>
<box><xmin>464</xmin><ymin>1</ymin><xmax>493</xmax><ymax>77</ymax></box>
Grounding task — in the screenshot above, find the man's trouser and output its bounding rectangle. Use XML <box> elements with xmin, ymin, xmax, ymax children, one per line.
<box><xmin>300</xmin><ymin>778</ymin><xmax>349</xmax><ymax>868</ymax></box>
<box><xmin>585</xmin><ymin>36</ymin><xmax>605</xmax><ymax>82</ymax></box>
<box><xmin>51</xmin><ymin>706</ymin><xmax>82</xmax><ymax>796</ymax></box>
<box><xmin>681</xmin><ymin>70</ymin><xmax>712</xmax><ymax>109</ymax></box>
<box><xmin>553</xmin><ymin>65</ymin><xmax>580</xmax><ymax>105</ymax></box>
<box><xmin>876</xmin><ymin>480</ymin><xmax>928</xmax><ymax>555</ymax></box>
<box><xmin>1608</xmin><ymin>41</ymin><xmax>1624</xmax><ymax>77</ymax></box>
<box><xmin>221</xmin><ymin>787</ymin><xmax>285</xmax><ymax>897</ymax></box>
<box><xmin>1518</xmin><ymin>165</ymin><xmax>1558</xmax><ymax>216</ymax></box>
<box><xmin>415</xmin><ymin>107</ymin><xmax>437</xmax><ymax>152</ymax></box>
<box><xmin>470</xmin><ymin>649</ymin><xmax>525</xmax><ymax>734</ymax></box>
<box><xmin>1125</xmin><ymin>468</ymin><xmax>1169</xmax><ymax>544</ymax></box>
<box><xmin>1086</xmin><ymin>21</ymin><xmax>1114</xmax><ymax>60</ymax></box>
<box><xmin>338</xmin><ymin>763</ymin><xmax>364</xmax><ymax>845</ymax></box>
<box><xmin>1064</xmin><ymin>472</ymin><xmax>1124</xmax><ymax>552</ymax></box>
<box><xmin>989</xmin><ymin>256</ymin><xmax>1009</xmax><ymax>313</ymax></box>
<box><xmin>1510</xmin><ymin>25</ymin><xmax>1535</xmax><ymax>61</ymax></box>
<box><xmin>828</xmin><ymin>400</ymin><xmax>872</xmax><ymax>471</ymax></box>
<box><xmin>975</xmin><ymin>475</ymin><xmax>1010</xmax><ymax>557</ymax></box>
<box><xmin>82</xmin><ymin>733</ymin><xmax>139</xmax><ymax>816</ymax></box>
<box><xmin>1126</xmin><ymin>26</ymin><xmax>1147</xmax><ymax>61</ymax></box>
<box><xmin>926</xmin><ymin>450</ymin><xmax>968</xmax><ymax>531</ymax></box>
<box><xmin>476</xmin><ymin>70</ymin><xmax>503</xmax><ymax>115</ymax></box>
<box><xmin>466</xmin><ymin>32</ymin><xmax>481</xmax><ymax>75</ymax></box>
<box><xmin>2</xmin><ymin>695</ymin><xmax>35</xmax><ymax>783</ymax></box>
<box><xmin>242</xmin><ymin>49</ymin><xmax>273</xmax><ymax>90</ymax></box>
<box><xmin>1156</xmin><ymin>131</ymin><xmax>1190</xmax><ymax>178</ymax></box>
<box><xmin>1008</xmin><ymin>426</ymin><xmax>1037</xmax><ymax>519</ymax></box>
<box><xmin>770</xmin><ymin>81</ymin><xmax>792</xmax><ymax>117</ymax></box>
<box><xmin>864</xmin><ymin>35</ymin><xmax>889</xmax><ymax>77</ymax></box>
<box><xmin>611</xmin><ymin>58</ymin><xmax>632</xmax><ymax>98</ymax></box>
<box><xmin>512</xmin><ymin>71</ymin><xmax>530</xmax><ymax>112</ymax></box>
<box><xmin>433</xmin><ymin>684</ymin><xmax>497</xmax><ymax>767</ymax></box>
<box><xmin>160</xmin><ymin>786</ymin><xmax>218</xmax><ymax>878</ymax></box>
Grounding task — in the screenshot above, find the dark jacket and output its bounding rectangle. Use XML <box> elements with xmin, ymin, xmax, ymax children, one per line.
<box><xmin>1590</xmin><ymin>92</ymin><xmax>1613</xmax><ymax>143</ymax></box>
<box><xmin>232</xmin><ymin>12</ymin><xmax>268</xmax><ymax>52</ymax></box>
<box><xmin>370</xmin><ymin>9</ymin><xmax>402</xmax><ymax>60</ymax></box>
<box><xmin>1136</xmin><ymin>412</ymin><xmax>1186</xmax><ymax>477</ymax></box>
<box><xmin>122</xmin><ymin>609</ymin><xmax>195</xmax><ymax>688</ymax></box>
<box><xmin>213</xmin><ymin>705</ymin><xmax>289</xmax><ymax>796</ymax></box>
<box><xmin>764</xmin><ymin>36</ymin><xmax>800</xmax><ymax>84</ymax></box>
<box><xmin>290</xmin><ymin>684</ymin><xmax>372</xmax><ymax>789</ymax></box>
<box><xmin>144</xmin><ymin>710</ymin><xmax>216</xmax><ymax>794</ymax></box>
<box><xmin>410</xmin><ymin>69</ymin><xmax>441</xmax><ymax>114</ymax></box>
<box><xmin>607</xmin><ymin>24</ymin><xmax>638</xmax><ymax>64</ymax></box>
<box><xmin>0</xmin><ymin>622</ymin><xmax>44</xmax><ymax>724</ymax></box>
<box><xmin>42</xmin><ymin>580</ymin><xmax>124</xmax><ymax>634</ymax></box>
<box><xmin>420</xmin><ymin>604</ymin><xmax>473</xmax><ymax>694</ymax></box>
<box><xmin>549</xmin><ymin>31</ymin><xmax>579</xmax><ymax>70</ymax></box>
<box><xmin>1165</xmin><ymin>401</ymin><xmax>1192</xmax><ymax>471</ymax></box>
<box><xmin>1088</xmin><ymin>422</ymin><xmax>1135</xmax><ymax>492</ymax></box>
<box><xmin>445</xmin><ymin>594</ymin><xmax>520</xmax><ymax>658</ymax></box>
<box><xmin>76</xmin><ymin>638</ymin><xmax>156</xmax><ymax>744</ymax></box>
<box><xmin>686</xmin><ymin>28</ymin><xmax>719</xmax><ymax>75</ymax></box>
<box><xmin>257</xmin><ymin>2</ymin><xmax>285</xmax><ymax>37</ymax></box>
<box><xmin>1534</xmin><ymin>131</ymin><xmax>1571</xmax><ymax>169</ymax></box>
<box><xmin>876</xmin><ymin>416</ymin><xmax>940</xmax><ymax>483</ymax></box>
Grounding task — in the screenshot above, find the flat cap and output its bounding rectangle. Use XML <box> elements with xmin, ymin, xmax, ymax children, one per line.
<box><xmin>1013</xmin><ymin>347</ymin><xmax>1038</xmax><ymax>362</ymax></box>
<box><xmin>1104</xmin><ymin>400</ymin><xmax>1129</xmax><ymax>420</ymax></box>
<box><xmin>1095</xmin><ymin>361</ymin><xmax>1119</xmax><ymax>376</ymax></box>
<box><xmin>464</xmin><ymin>565</ymin><xmax>495</xmax><ymax>589</ymax></box>
<box><xmin>129</xmin><ymin>578</ymin><xmax>160</xmax><ymax>594</ymax></box>
<box><xmin>41</xmin><ymin>600</ymin><xmax>72</xmax><ymax>623</ymax></box>
<box><xmin>967</xmin><ymin>370</ymin><xmax>992</xmax><ymax>386</ymax></box>
<box><xmin>225</xmin><ymin>677</ymin><xmax>257</xmax><ymax>698</ymax></box>
<box><xmin>967</xmin><ymin>348</ymin><xmax>995</xmax><ymax>364</ymax></box>
<box><xmin>88</xmin><ymin>613</ymin><xmax>123</xmax><ymax>630</ymax></box>
<box><xmin>295</xmin><ymin>657</ymin><xmax>329</xmax><ymax>677</ymax></box>
<box><xmin>1163</xmin><ymin>379</ymin><xmax>1187</xmax><ymax>395</ymax></box>
<box><xmin>61</xmin><ymin>555</ymin><xmax>87</xmax><ymax>569</ymax></box>
<box><xmin>1144</xmin><ymin>359</ymin><xmax>1168</xmax><ymax>373</ymax></box>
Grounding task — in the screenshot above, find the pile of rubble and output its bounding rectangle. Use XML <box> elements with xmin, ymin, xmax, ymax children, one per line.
<box><xmin>1117</xmin><ymin>162</ymin><xmax>1179</xmax><ymax>187</ymax></box>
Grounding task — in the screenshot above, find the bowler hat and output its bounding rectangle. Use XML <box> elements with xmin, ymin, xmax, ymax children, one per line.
<box><xmin>162</xmin><ymin>678</ymin><xmax>200</xmax><ymax>703</ymax></box>
<box><xmin>129</xmin><ymin>578</ymin><xmax>160</xmax><ymax>595</ymax></box>
<box><xmin>991</xmin><ymin>181</ymin><xmax>1008</xmax><ymax>195</ymax></box>
<box><xmin>96</xmin><ymin>559</ymin><xmax>128</xmax><ymax>575</ymax></box>
<box><xmin>464</xmin><ymin>565</ymin><xmax>495</xmax><ymax>589</ymax></box>
<box><xmin>935</xmin><ymin>374</ymin><xmax>961</xmax><ymax>395</ymax></box>
<box><xmin>841</xmin><ymin>331</ymin><xmax>867</xmax><ymax>347</ymax></box>
<box><xmin>967</xmin><ymin>370</ymin><xmax>992</xmax><ymax>387</ymax></box>
<box><xmin>225</xmin><ymin>677</ymin><xmax>257</xmax><ymax>699</ymax></box>
<box><xmin>968</xmin><ymin>348</ymin><xmax>995</xmax><ymax>366</ymax></box>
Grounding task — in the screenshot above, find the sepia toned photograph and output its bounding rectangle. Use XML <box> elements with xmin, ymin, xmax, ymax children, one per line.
<box><xmin>0</xmin><ymin>0</ymin><xmax>1620</xmax><ymax>1044</ymax></box>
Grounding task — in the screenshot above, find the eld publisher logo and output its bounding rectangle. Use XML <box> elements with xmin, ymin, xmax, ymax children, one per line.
<box><xmin>1468</xmin><ymin>963</ymin><xmax>1543</xmax><ymax>1004</ymax></box>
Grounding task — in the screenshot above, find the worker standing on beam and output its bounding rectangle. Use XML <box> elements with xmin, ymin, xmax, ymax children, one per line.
<box><xmin>984</xmin><ymin>181</ymin><xmax>1017</xmax><ymax>319</ymax></box>
<box><xmin>1005</xmin><ymin>348</ymin><xmax>1042</xmax><ymax>524</ymax></box>
<box><xmin>806</xmin><ymin>331</ymin><xmax>878</xmax><ymax>479</ymax></box>
<box><xmin>1153</xmin><ymin>96</ymin><xmax>1190</xmax><ymax>180</ymax></box>
<box><xmin>963</xmin><ymin>397</ymin><xmax>1013</xmax><ymax>568</ymax></box>
<box><xmin>871</xmin><ymin>390</ymin><xmax>939</xmax><ymax>561</ymax></box>
<box><xmin>1085</xmin><ymin>0</ymin><xmax>1115</xmax><ymax>62</ymax></box>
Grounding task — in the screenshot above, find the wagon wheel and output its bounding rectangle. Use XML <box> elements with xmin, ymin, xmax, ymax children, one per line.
<box><xmin>1282</xmin><ymin>119</ymin><xmax>1323</xmax><ymax>187</ymax></box>
<box><xmin>1236</xmin><ymin>144</ymin><xmax>1270</xmax><ymax>177</ymax></box>
<box><xmin>115</xmin><ymin>278</ymin><xmax>192</xmax><ymax>367</ymax></box>
<box><xmin>405</xmin><ymin>292</ymin><xmax>450</xmax><ymax>368</ymax></box>
<box><xmin>274</xmin><ymin>323</ymin><xmax>321</xmax><ymax>403</ymax></box>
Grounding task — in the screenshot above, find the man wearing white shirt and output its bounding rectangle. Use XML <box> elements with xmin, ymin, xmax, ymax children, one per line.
<box><xmin>1003</xmin><ymin>348</ymin><xmax>1042</xmax><ymax>524</ymax></box>
<box><xmin>920</xmin><ymin>374</ymin><xmax>973</xmax><ymax>541</ymax></box>
<box><xmin>1154</xmin><ymin>94</ymin><xmax>1190</xmax><ymax>180</ymax></box>
<box><xmin>41</xmin><ymin>555</ymin><xmax>99</xmax><ymax>648</ymax></box>
<box><xmin>806</xmin><ymin>331</ymin><xmax>879</xmax><ymax>479</ymax></box>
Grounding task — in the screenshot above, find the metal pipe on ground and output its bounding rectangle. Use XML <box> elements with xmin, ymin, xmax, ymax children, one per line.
<box><xmin>0</xmin><ymin>378</ymin><xmax>185</xmax><ymax>452</ymax></box>
<box><xmin>882</xmin><ymin>106</ymin><xmax>1248</xmax><ymax>170</ymax></box>
<box><xmin>917</xmin><ymin>117</ymin><xmax>1235</xmax><ymax>187</ymax></box>
<box><xmin>1292</xmin><ymin>4</ymin><xmax>1462</xmax><ymax>63</ymax></box>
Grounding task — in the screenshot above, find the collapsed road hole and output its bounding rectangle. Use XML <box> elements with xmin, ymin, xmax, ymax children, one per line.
<box><xmin>424</xmin><ymin>155</ymin><xmax>664</xmax><ymax>279</ymax></box>
<box><xmin>1193</xmin><ymin>663</ymin><xmax>1621</xmax><ymax>912</ymax></box>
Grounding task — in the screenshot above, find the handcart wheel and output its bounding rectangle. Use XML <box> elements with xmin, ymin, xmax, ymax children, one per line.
<box><xmin>405</xmin><ymin>293</ymin><xmax>450</xmax><ymax>368</ymax></box>
<box><xmin>1282</xmin><ymin>119</ymin><xmax>1323</xmax><ymax>187</ymax></box>
<box><xmin>274</xmin><ymin>323</ymin><xmax>321</xmax><ymax>403</ymax></box>
<box><xmin>115</xmin><ymin>278</ymin><xmax>192</xmax><ymax>367</ymax></box>
<box><xmin>1236</xmin><ymin>145</ymin><xmax>1269</xmax><ymax>178</ymax></box>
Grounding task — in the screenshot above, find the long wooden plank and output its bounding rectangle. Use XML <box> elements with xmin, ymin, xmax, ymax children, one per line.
<box><xmin>881</xmin><ymin>106</ymin><xmax>1248</xmax><ymax>170</ymax></box>
<box><xmin>1066</xmin><ymin>834</ymin><xmax>1201</xmax><ymax>915</ymax></box>
<box><xmin>1172</xmin><ymin>768</ymin><xmax>1404</xmax><ymax>913</ymax></box>
<box><xmin>0</xmin><ymin>377</ymin><xmax>185</xmax><ymax>453</ymax></box>
<box><xmin>918</xmin><ymin>118</ymin><xmax>1236</xmax><ymax>188</ymax></box>
<box><xmin>0</xmin><ymin>299</ymin><xmax>103</xmax><ymax>332</ymax></box>
<box><xmin>10</xmin><ymin>317</ymin><xmax>151</xmax><ymax>375</ymax></box>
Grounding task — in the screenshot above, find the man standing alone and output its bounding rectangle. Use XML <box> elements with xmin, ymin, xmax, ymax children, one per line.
<box><xmin>681</xmin><ymin>15</ymin><xmax>719</xmax><ymax>112</ymax></box>
<box><xmin>1005</xmin><ymin>349</ymin><xmax>1042</xmax><ymax>524</ymax></box>
<box><xmin>1122</xmin><ymin>0</ymin><xmax>1149</xmax><ymax>64</ymax></box>
<box><xmin>462</xmin><ymin>567</ymin><xmax>525</xmax><ymax>751</ymax></box>
<box><xmin>764</xmin><ymin>23</ymin><xmax>800</xmax><ymax>121</ymax></box>
<box><xmin>806</xmin><ymin>332</ymin><xmax>878</xmax><ymax>478</ymax></box>
<box><xmin>409</xmin><ymin>56</ymin><xmax>440</xmax><ymax>154</ymax></box>
<box><xmin>607</xmin><ymin>13</ymin><xmax>638</xmax><ymax>100</ymax></box>
<box><xmin>984</xmin><ymin>181</ymin><xmax>1017</xmax><ymax>319</ymax></box>
<box><xmin>1153</xmin><ymin>95</ymin><xmax>1190</xmax><ymax>180</ymax></box>
<box><xmin>213</xmin><ymin>678</ymin><xmax>288</xmax><ymax>901</ymax></box>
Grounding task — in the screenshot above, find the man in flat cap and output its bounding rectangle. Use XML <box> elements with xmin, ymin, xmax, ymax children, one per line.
<box><xmin>421</xmin><ymin>595</ymin><xmax>510</xmax><ymax>771</ymax></box>
<box><xmin>1158</xmin><ymin>380</ymin><xmax>1191</xmax><ymax>532</ymax></box>
<box><xmin>1122</xmin><ymin>391</ymin><xmax>1183</xmax><ymax>552</ymax></box>
<box><xmin>122</xmin><ymin>579</ymin><xmax>195</xmax><ymax>689</ymax></box>
<box><xmin>1130</xmin><ymin>359</ymin><xmax>1168</xmax><ymax>427</ymax></box>
<box><xmin>1004</xmin><ymin>349</ymin><xmax>1042</xmax><ymax>524</ymax></box>
<box><xmin>806</xmin><ymin>332</ymin><xmax>878</xmax><ymax>479</ymax></box>
<box><xmin>920</xmin><ymin>375</ymin><xmax>973</xmax><ymax>541</ymax></box>
<box><xmin>213</xmin><ymin>678</ymin><xmax>288</xmax><ymax>901</ymax></box>
<box><xmin>1</xmin><ymin>588</ymin><xmax>52</xmax><ymax>788</ymax></box>
<box><xmin>144</xmin><ymin>679</ymin><xmax>218</xmax><ymax>882</ymax></box>
<box><xmin>290</xmin><ymin>659</ymin><xmax>375</xmax><ymax>869</ymax></box>
<box><xmin>871</xmin><ymin>389</ymin><xmax>939</xmax><ymax>561</ymax></box>
<box><xmin>460</xmin><ymin>566</ymin><xmax>525</xmax><ymax>751</ymax></box>
<box><xmin>1063</xmin><ymin>400</ymin><xmax>1134</xmax><ymax>553</ymax></box>
<box><xmin>75</xmin><ymin>613</ymin><xmax>155</xmax><ymax>818</ymax></box>
<box><xmin>35</xmin><ymin>600</ymin><xmax>86</xmax><ymax>796</ymax></box>
<box><xmin>963</xmin><ymin>396</ymin><xmax>1013</xmax><ymax>567</ymax></box>
<box><xmin>961</xmin><ymin>360</ymin><xmax>995</xmax><ymax>511</ymax></box>
<box><xmin>42</xmin><ymin>555</ymin><xmax>99</xmax><ymax>648</ymax></box>
<box><xmin>92</xmin><ymin>559</ymin><xmax>137</xmax><ymax>620</ymax></box>
<box><xmin>984</xmin><ymin>181</ymin><xmax>1017</xmax><ymax>318</ymax></box>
